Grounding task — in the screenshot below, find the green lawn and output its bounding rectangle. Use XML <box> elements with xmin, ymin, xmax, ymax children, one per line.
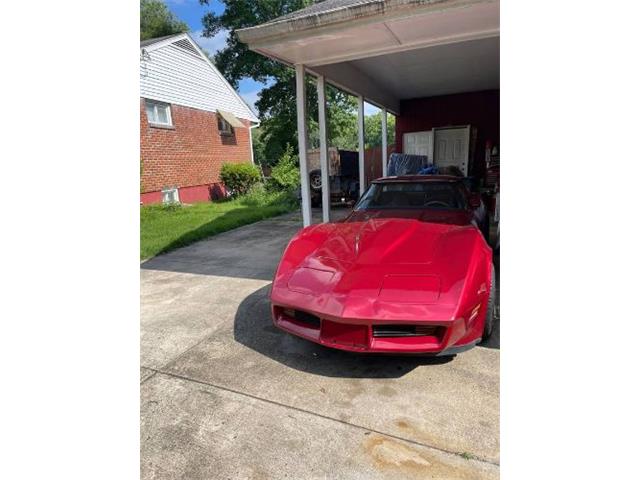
<box><xmin>140</xmin><ymin>197</ymin><xmax>295</xmax><ymax>260</ymax></box>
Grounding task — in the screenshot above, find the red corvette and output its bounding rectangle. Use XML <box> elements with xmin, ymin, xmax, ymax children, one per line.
<box><xmin>271</xmin><ymin>175</ymin><xmax>496</xmax><ymax>355</ymax></box>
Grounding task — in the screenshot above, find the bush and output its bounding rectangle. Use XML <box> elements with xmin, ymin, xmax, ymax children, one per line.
<box><xmin>241</xmin><ymin>183</ymin><xmax>271</xmax><ymax>207</ymax></box>
<box><xmin>220</xmin><ymin>162</ymin><xmax>261</xmax><ymax>196</ymax></box>
<box><xmin>241</xmin><ymin>183</ymin><xmax>298</xmax><ymax>209</ymax></box>
<box><xmin>267</xmin><ymin>145</ymin><xmax>300</xmax><ymax>192</ymax></box>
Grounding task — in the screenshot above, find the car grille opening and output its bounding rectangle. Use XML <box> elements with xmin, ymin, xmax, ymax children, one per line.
<box><xmin>281</xmin><ymin>308</ymin><xmax>321</xmax><ymax>329</ymax></box>
<box><xmin>372</xmin><ymin>324</ymin><xmax>440</xmax><ymax>338</ymax></box>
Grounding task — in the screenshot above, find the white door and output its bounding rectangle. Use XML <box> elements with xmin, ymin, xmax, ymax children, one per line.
<box><xmin>403</xmin><ymin>131</ymin><xmax>433</xmax><ymax>158</ymax></box>
<box><xmin>433</xmin><ymin>126</ymin><xmax>470</xmax><ymax>176</ymax></box>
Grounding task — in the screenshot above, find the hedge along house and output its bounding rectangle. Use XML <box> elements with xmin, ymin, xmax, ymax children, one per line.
<box><xmin>140</xmin><ymin>33</ymin><xmax>260</xmax><ymax>204</ymax></box>
<box><xmin>238</xmin><ymin>0</ymin><xmax>499</xmax><ymax>226</ymax></box>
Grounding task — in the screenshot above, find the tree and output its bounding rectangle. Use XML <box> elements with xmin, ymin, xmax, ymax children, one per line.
<box><xmin>251</xmin><ymin>126</ymin><xmax>267</xmax><ymax>167</ymax></box>
<box><xmin>364</xmin><ymin>111</ymin><xmax>396</xmax><ymax>149</ymax></box>
<box><xmin>140</xmin><ymin>0</ymin><xmax>189</xmax><ymax>41</ymax></box>
<box><xmin>199</xmin><ymin>0</ymin><xmax>358</xmax><ymax>164</ymax></box>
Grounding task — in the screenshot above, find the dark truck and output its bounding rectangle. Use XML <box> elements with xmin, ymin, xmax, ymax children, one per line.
<box><xmin>307</xmin><ymin>148</ymin><xmax>360</xmax><ymax>207</ymax></box>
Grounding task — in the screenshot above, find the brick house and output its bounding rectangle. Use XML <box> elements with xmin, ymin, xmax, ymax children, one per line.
<box><xmin>140</xmin><ymin>33</ymin><xmax>259</xmax><ymax>204</ymax></box>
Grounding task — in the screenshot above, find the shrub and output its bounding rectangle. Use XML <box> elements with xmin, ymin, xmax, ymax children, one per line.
<box><xmin>220</xmin><ymin>162</ymin><xmax>261</xmax><ymax>196</ymax></box>
<box><xmin>241</xmin><ymin>183</ymin><xmax>271</xmax><ymax>207</ymax></box>
<box><xmin>267</xmin><ymin>145</ymin><xmax>300</xmax><ymax>192</ymax></box>
<box><xmin>240</xmin><ymin>183</ymin><xmax>298</xmax><ymax>210</ymax></box>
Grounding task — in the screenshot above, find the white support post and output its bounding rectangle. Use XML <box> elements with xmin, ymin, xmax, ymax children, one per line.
<box><xmin>317</xmin><ymin>76</ymin><xmax>330</xmax><ymax>223</ymax></box>
<box><xmin>295</xmin><ymin>64</ymin><xmax>312</xmax><ymax>227</ymax></box>
<box><xmin>381</xmin><ymin>108</ymin><xmax>388</xmax><ymax>177</ymax></box>
<box><xmin>357</xmin><ymin>95</ymin><xmax>366</xmax><ymax>196</ymax></box>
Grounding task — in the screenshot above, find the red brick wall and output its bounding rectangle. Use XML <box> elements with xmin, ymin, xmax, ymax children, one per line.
<box><xmin>395</xmin><ymin>90</ymin><xmax>499</xmax><ymax>178</ymax></box>
<box><xmin>140</xmin><ymin>99</ymin><xmax>252</xmax><ymax>203</ymax></box>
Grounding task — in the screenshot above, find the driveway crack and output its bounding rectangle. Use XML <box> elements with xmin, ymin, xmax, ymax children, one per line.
<box><xmin>144</xmin><ymin>368</ymin><xmax>500</xmax><ymax>467</ymax></box>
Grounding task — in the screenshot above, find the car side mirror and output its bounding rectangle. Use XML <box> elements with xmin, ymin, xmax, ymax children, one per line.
<box><xmin>469</xmin><ymin>194</ymin><xmax>481</xmax><ymax>208</ymax></box>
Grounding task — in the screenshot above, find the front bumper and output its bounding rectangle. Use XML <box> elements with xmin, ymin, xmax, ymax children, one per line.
<box><xmin>272</xmin><ymin>305</ymin><xmax>478</xmax><ymax>355</ymax></box>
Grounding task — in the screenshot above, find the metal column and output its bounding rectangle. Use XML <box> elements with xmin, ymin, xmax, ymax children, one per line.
<box><xmin>295</xmin><ymin>64</ymin><xmax>312</xmax><ymax>227</ymax></box>
<box><xmin>381</xmin><ymin>108</ymin><xmax>388</xmax><ymax>177</ymax></box>
<box><xmin>357</xmin><ymin>95</ymin><xmax>366</xmax><ymax>196</ymax></box>
<box><xmin>316</xmin><ymin>75</ymin><xmax>330</xmax><ymax>223</ymax></box>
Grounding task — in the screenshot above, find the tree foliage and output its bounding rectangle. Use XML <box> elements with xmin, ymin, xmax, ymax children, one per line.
<box><xmin>199</xmin><ymin>0</ymin><xmax>358</xmax><ymax>164</ymax></box>
<box><xmin>267</xmin><ymin>145</ymin><xmax>300</xmax><ymax>192</ymax></box>
<box><xmin>140</xmin><ymin>0</ymin><xmax>189</xmax><ymax>41</ymax></box>
<box><xmin>365</xmin><ymin>111</ymin><xmax>396</xmax><ymax>149</ymax></box>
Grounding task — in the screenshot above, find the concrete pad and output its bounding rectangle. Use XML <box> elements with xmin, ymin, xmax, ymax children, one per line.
<box><xmin>141</xmin><ymin>211</ymin><xmax>304</xmax><ymax>281</ymax></box>
<box><xmin>141</xmin><ymin>367</ymin><xmax>155</xmax><ymax>383</ymax></box>
<box><xmin>141</xmin><ymin>209</ymin><xmax>500</xmax><ymax>477</ymax></box>
<box><xmin>141</xmin><ymin>372</ymin><xmax>498</xmax><ymax>480</ymax></box>
<box><xmin>141</xmin><ymin>269</ymin><xmax>269</xmax><ymax>369</ymax></box>
<box><xmin>163</xmin><ymin>284</ymin><xmax>500</xmax><ymax>464</ymax></box>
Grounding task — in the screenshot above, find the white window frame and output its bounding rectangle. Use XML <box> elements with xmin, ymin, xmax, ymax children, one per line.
<box><xmin>161</xmin><ymin>187</ymin><xmax>180</xmax><ymax>204</ymax></box>
<box><xmin>145</xmin><ymin>99</ymin><xmax>173</xmax><ymax>127</ymax></box>
<box><xmin>217</xmin><ymin>115</ymin><xmax>233</xmax><ymax>136</ymax></box>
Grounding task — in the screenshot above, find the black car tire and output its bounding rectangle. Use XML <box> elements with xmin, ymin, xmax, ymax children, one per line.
<box><xmin>482</xmin><ymin>265</ymin><xmax>496</xmax><ymax>340</ymax></box>
<box><xmin>482</xmin><ymin>219</ymin><xmax>491</xmax><ymax>243</ymax></box>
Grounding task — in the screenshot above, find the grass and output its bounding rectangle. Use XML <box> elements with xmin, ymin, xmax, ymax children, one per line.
<box><xmin>140</xmin><ymin>190</ymin><xmax>296</xmax><ymax>260</ymax></box>
<box><xmin>459</xmin><ymin>452</ymin><xmax>477</xmax><ymax>461</ymax></box>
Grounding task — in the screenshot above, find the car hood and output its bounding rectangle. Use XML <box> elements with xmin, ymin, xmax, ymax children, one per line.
<box><xmin>309</xmin><ymin>218</ymin><xmax>455</xmax><ymax>265</ymax></box>
<box><xmin>274</xmin><ymin>219</ymin><xmax>483</xmax><ymax>318</ymax></box>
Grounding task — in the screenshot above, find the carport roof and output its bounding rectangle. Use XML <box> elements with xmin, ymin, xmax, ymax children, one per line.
<box><xmin>237</xmin><ymin>0</ymin><xmax>499</xmax><ymax>113</ymax></box>
<box><xmin>272</xmin><ymin>0</ymin><xmax>379</xmax><ymax>22</ymax></box>
<box><xmin>237</xmin><ymin>0</ymin><xmax>496</xmax><ymax>44</ymax></box>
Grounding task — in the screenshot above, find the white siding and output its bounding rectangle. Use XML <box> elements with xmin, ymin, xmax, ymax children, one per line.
<box><xmin>140</xmin><ymin>41</ymin><xmax>258</xmax><ymax>123</ymax></box>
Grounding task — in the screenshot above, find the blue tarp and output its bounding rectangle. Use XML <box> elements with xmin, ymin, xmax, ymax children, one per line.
<box><xmin>387</xmin><ymin>153</ymin><xmax>430</xmax><ymax>176</ymax></box>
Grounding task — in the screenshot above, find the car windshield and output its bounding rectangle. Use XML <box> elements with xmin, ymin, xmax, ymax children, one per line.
<box><xmin>355</xmin><ymin>181</ymin><xmax>467</xmax><ymax>210</ymax></box>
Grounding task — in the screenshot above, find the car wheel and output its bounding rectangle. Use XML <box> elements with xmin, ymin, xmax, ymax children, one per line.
<box><xmin>482</xmin><ymin>265</ymin><xmax>496</xmax><ymax>341</ymax></box>
<box><xmin>482</xmin><ymin>219</ymin><xmax>491</xmax><ymax>243</ymax></box>
<box><xmin>310</xmin><ymin>170</ymin><xmax>322</xmax><ymax>191</ymax></box>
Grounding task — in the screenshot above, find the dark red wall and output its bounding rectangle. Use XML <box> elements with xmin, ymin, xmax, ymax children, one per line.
<box><xmin>395</xmin><ymin>90</ymin><xmax>499</xmax><ymax>178</ymax></box>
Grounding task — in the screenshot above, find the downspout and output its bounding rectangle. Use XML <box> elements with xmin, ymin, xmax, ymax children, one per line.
<box><xmin>249</xmin><ymin>122</ymin><xmax>259</xmax><ymax>165</ymax></box>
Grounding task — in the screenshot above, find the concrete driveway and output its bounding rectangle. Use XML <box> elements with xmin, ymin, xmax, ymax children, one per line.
<box><xmin>141</xmin><ymin>210</ymin><xmax>500</xmax><ymax>480</ymax></box>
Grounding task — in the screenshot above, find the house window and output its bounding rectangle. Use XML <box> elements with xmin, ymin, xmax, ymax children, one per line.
<box><xmin>161</xmin><ymin>187</ymin><xmax>180</xmax><ymax>204</ymax></box>
<box><xmin>218</xmin><ymin>115</ymin><xmax>233</xmax><ymax>135</ymax></box>
<box><xmin>145</xmin><ymin>100</ymin><xmax>173</xmax><ymax>127</ymax></box>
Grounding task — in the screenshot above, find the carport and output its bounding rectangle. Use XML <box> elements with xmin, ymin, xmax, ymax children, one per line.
<box><xmin>238</xmin><ymin>0</ymin><xmax>500</xmax><ymax>227</ymax></box>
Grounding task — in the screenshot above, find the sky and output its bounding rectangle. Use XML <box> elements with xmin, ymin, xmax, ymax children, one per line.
<box><xmin>163</xmin><ymin>0</ymin><xmax>379</xmax><ymax>116</ymax></box>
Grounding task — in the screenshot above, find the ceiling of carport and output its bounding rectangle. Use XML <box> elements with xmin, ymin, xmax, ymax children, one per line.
<box><xmin>343</xmin><ymin>36</ymin><xmax>499</xmax><ymax>101</ymax></box>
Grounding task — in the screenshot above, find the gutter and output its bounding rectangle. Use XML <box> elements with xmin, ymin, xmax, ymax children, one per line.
<box><xmin>236</xmin><ymin>0</ymin><xmax>481</xmax><ymax>46</ymax></box>
<box><xmin>248</xmin><ymin>122</ymin><xmax>260</xmax><ymax>165</ymax></box>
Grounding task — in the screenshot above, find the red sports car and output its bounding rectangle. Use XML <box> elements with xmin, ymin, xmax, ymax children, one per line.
<box><xmin>271</xmin><ymin>175</ymin><xmax>496</xmax><ymax>355</ymax></box>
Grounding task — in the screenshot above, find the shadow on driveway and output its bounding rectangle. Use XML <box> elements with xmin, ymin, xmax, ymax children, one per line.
<box><xmin>233</xmin><ymin>284</ymin><xmax>455</xmax><ymax>379</ymax></box>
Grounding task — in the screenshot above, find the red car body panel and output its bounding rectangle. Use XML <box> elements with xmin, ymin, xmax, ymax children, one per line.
<box><xmin>270</xmin><ymin>176</ymin><xmax>493</xmax><ymax>355</ymax></box>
